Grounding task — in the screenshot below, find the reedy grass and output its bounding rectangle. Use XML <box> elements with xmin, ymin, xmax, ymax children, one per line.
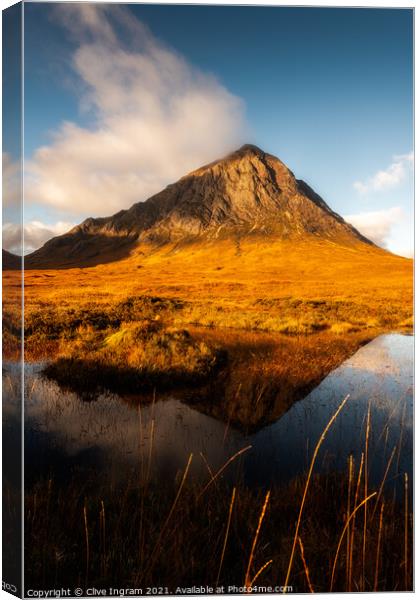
<box><xmin>374</xmin><ymin>502</ymin><xmax>384</xmax><ymax>591</ymax></box>
<box><xmin>198</xmin><ymin>446</ymin><xmax>252</xmax><ymax>500</ymax></box>
<box><xmin>329</xmin><ymin>492</ymin><xmax>377</xmax><ymax>592</ymax></box>
<box><xmin>362</xmin><ymin>401</ymin><xmax>371</xmax><ymax>590</ymax></box>
<box><xmin>372</xmin><ymin>446</ymin><xmax>396</xmax><ymax>517</ymax></box>
<box><xmin>404</xmin><ymin>472</ymin><xmax>409</xmax><ymax>590</ymax></box>
<box><xmin>22</xmin><ymin>369</ymin><xmax>412</xmax><ymax>592</ymax></box>
<box><xmin>216</xmin><ymin>487</ymin><xmax>236</xmax><ymax>587</ymax></box>
<box><xmin>25</xmin><ymin>451</ymin><xmax>412</xmax><ymax>593</ymax></box>
<box><xmin>83</xmin><ymin>504</ymin><xmax>90</xmax><ymax>586</ymax></box>
<box><xmin>298</xmin><ymin>537</ymin><xmax>314</xmax><ymax>593</ymax></box>
<box><xmin>244</xmin><ymin>490</ymin><xmax>271</xmax><ymax>588</ymax></box>
<box><xmin>348</xmin><ymin>452</ymin><xmax>364</xmax><ymax>591</ymax></box>
<box><xmin>283</xmin><ymin>394</ymin><xmax>350</xmax><ymax>591</ymax></box>
<box><xmin>345</xmin><ymin>454</ymin><xmax>354</xmax><ymax>589</ymax></box>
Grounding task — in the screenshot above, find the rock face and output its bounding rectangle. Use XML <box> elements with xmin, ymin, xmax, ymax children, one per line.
<box><xmin>26</xmin><ymin>144</ymin><xmax>372</xmax><ymax>268</ymax></box>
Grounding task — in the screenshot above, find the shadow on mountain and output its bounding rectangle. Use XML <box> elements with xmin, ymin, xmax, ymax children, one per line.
<box><xmin>25</xmin><ymin>232</ymin><xmax>139</xmax><ymax>269</ymax></box>
<box><xmin>2</xmin><ymin>249</ymin><xmax>21</xmax><ymax>270</ymax></box>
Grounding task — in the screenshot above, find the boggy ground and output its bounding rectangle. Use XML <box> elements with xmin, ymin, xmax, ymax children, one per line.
<box><xmin>3</xmin><ymin>237</ymin><xmax>413</xmax><ymax>592</ymax></box>
<box><xmin>3</xmin><ymin>238</ymin><xmax>413</xmax><ymax>396</ymax></box>
<box><xmin>3</xmin><ymin>237</ymin><xmax>413</xmax><ymax>429</ymax></box>
<box><xmin>4</xmin><ymin>237</ymin><xmax>413</xmax><ymax>347</ymax></box>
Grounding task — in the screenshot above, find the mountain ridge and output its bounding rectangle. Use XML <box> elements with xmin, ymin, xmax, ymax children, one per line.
<box><xmin>25</xmin><ymin>144</ymin><xmax>373</xmax><ymax>268</ymax></box>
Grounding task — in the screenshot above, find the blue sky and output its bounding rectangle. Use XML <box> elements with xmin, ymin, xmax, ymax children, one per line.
<box><xmin>3</xmin><ymin>3</ymin><xmax>414</xmax><ymax>256</ymax></box>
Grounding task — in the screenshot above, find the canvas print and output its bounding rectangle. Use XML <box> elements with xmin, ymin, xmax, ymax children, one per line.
<box><xmin>2</xmin><ymin>2</ymin><xmax>414</xmax><ymax>596</ymax></box>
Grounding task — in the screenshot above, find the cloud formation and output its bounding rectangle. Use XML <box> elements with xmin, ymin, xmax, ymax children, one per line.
<box><xmin>344</xmin><ymin>206</ymin><xmax>403</xmax><ymax>247</ymax></box>
<box><xmin>27</xmin><ymin>5</ymin><xmax>246</xmax><ymax>217</ymax></box>
<box><xmin>353</xmin><ymin>152</ymin><xmax>413</xmax><ymax>194</ymax></box>
<box><xmin>3</xmin><ymin>153</ymin><xmax>20</xmax><ymax>208</ymax></box>
<box><xmin>3</xmin><ymin>220</ymin><xmax>75</xmax><ymax>255</ymax></box>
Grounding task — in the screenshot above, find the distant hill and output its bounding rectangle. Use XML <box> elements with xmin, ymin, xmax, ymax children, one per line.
<box><xmin>2</xmin><ymin>249</ymin><xmax>21</xmax><ymax>270</ymax></box>
<box><xmin>25</xmin><ymin>144</ymin><xmax>373</xmax><ymax>269</ymax></box>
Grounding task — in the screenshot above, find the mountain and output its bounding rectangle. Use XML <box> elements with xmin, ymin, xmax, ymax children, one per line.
<box><xmin>26</xmin><ymin>144</ymin><xmax>373</xmax><ymax>268</ymax></box>
<box><xmin>2</xmin><ymin>249</ymin><xmax>21</xmax><ymax>270</ymax></box>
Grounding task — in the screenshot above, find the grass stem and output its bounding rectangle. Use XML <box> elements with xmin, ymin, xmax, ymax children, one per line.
<box><xmin>283</xmin><ymin>394</ymin><xmax>350</xmax><ymax>591</ymax></box>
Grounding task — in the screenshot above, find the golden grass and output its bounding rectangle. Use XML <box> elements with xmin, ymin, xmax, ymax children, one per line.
<box><xmin>329</xmin><ymin>492</ymin><xmax>377</xmax><ymax>592</ymax></box>
<box><xmin>374</xmin><ymin>502</ymin><xmax>385</xmax><ymax>591</ymax></box>
<box><xmin>216</xmin><ymin>487</ymin><xmax>236</xmax><ymax>587</ymax></box>
<box><xmin>298</xmin><ymin>537</ymin><xmax>314</xmax><ymax>593</ymax></box>
<box><xmin>42</xmin><ymin>320</ymin><xmax>225</xmax><ymax>393</ymax></box>
<box><xmin>244</xmin><ymin>490</ymin><xmax>271</xmax><ymax>588</ymax></box>
<box><xmin>348</xmin><ymin>452</ymin><xmax>364</xmax><ymax>591</ymax></box>
<box><xmin>362</xmin><ymin>401</ymin><xmax>371</xmax><ymax>590</ymax></box>
<box><xmin>2</xmin><ymin>238</ymin><xmax>412</xmax><ymax>360</ymax></box>
<box><xmin>4</xmin><ymin>236</ymin><xmax>413</xmax><ymax>592</ymax></box>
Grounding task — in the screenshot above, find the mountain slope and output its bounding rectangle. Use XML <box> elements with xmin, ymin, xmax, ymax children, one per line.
<box><xmin>2</xmin><ymin>249</ymin><xmax>21</xmax><ymax>270</ymax></box>
<box><xmin>25</xmin><ymin>144</ymin><xmax>372</xmax><ymax>268</ymax></box>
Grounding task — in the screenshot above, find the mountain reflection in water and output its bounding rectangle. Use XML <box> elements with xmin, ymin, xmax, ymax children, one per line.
<box><xmin>3</xmin><ymin>333</ymin><xmax>412</xmax><ymax>493</ymax></box>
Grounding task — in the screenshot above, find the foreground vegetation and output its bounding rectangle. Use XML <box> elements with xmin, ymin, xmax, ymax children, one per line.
<box><xmin>2</xmin><ymin>237</ymin><xmax>413</xmax><ymax>592</ymax></box>
<box><xmin>2</xmin><ymin>239</ymin><xmax>413</xmax><ymax>413</ymax></box>
<box><xmin>25</xmin><ymin>395</ymin><xmax>412</xmax><ymax>593</ymax></box>
<box><xmin>44</xmin><ymin>320</ymin><xmax>225</xmax><ymax>394</ymax></box>
<box><xmin>3</xmin><ymin>238</ymin><xmax>413</xmax><ymax>360</ymax></box>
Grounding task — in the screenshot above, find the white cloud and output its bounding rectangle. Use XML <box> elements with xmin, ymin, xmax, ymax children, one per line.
<box><xmin>2</xmin><ymin>153</ymin><xmax>20</xmax><ymax>208</ymax></box>
<box><xmin>353</xmin><ymin>152</ymin><xmax>413</xmax><ymax>194</ymax></box>
<box><xmin>26</xmin><ymin>5</ymin><xmax>246</xmax><ymax>217</ymax></box>
<box><xmin>344</xmin><ymin>206</ymin><xmax>403</xmax><ymax>247</ymax></box>
<box><xmin>3</xmin><ymin>221</ymin><xmax>75</xmax><ymax>255</ymax></box>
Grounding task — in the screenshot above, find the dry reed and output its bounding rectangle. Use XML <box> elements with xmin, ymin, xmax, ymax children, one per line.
<box><xmin>348</xmin><ymin>451</ymin><xmax>364</xmax><ymax>591</ymax></box>
<box><xmin>283</xmin><ymin>394</ymin><xmax>350</xmax><ymax>591</ymax></box>
<box><xmin>198</xmin><ymin>445</ymin><xmax>252</xmax><ymax>499</ymax></box>
<box><xmin>216</xmin><ymin>487</ymin><xmax>236</xmax><ymax>587</ymax></box>
<box><xmin>244</xmin><ymin>490</ymin><xmax>271</xmax><ymax>588</ymax></box>
<box><xmin>329</xmin><ymin>492</ymin><xmax>376</xmax><ymax>592</ymax></box>
<box><xmin>361</xmin><ymin>401</ymin><xmax>371</xmax><ymax>590</ymax></box>
<box><xmin>250</xmin><ymin>560</ymin><xmax>273</xmax><ymax>587</ymax></box>
<box><xmin>373</xmin><ymin>502</ymin><xmax>384</xmax><ymax>591</ymax></box>
<box><xmin>345</xmin><ymin>454</ymin><xmax>353</xmax><ymax>588</ymax></box>
<box><xmin>143</xmin><ymin>452</ymin><xmax>193</xmax><ymax>577</ymax></box>
<box><xmin>298</xmin><ymin>536</ymin><xmax>314</xmax><ymax>593</ymax></box>
<box><xmin>99</xmin><ymin>500</ymin><xmax>106</xmax><ymax>577</ymax></box>
<box><xmin>372</xmin><ymin>445</ymin><xmax>396</xmax><ymax>517</ymax></box>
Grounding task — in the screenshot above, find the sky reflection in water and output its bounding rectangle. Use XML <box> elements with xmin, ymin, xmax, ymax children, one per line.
<box><xmin>4</xmin><ymin>333</ymin><xmax>412</xmax><ymax>493</ymax></box>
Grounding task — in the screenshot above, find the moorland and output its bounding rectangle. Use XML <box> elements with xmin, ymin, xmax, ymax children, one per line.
<box><xmin>2</xmin><ymin>145</ymin><xmax>414</xmax><ymax>592</ymax></box>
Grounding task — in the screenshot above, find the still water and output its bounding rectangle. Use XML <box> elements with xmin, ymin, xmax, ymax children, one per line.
<box><xmin>3</xmin><ymin>333</ymin><xmax>413</xmax><ymax>494</ymax></box>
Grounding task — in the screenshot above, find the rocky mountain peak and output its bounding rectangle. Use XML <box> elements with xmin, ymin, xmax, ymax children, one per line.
<box><xmin>25</xmin><ymin>144</ymin><xmax>373</xmax><ymax>268</ymax></box>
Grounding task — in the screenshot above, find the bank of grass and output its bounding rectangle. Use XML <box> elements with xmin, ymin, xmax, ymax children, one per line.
<box><xmin>38</xmin><ymin>317</ymin><xmax>374</xmax><ymax>430</ymax></box>
<box><xmin>43</xmin><ymin>320</ymin><xmax>225</xmax><ymax>394</ymax></box>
